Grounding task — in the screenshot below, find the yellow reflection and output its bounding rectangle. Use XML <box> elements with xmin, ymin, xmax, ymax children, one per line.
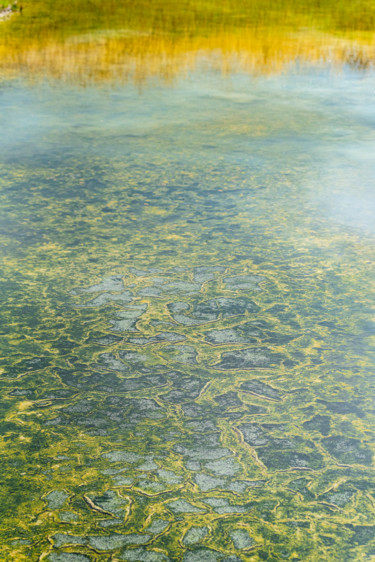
<box><xmin>1</xmin><ymin>0</ymin><xmax>374</xmax><ymax>82</ymax></box>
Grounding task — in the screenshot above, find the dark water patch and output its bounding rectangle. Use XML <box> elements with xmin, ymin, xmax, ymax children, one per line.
<box><xmin>317</xmin><ymin>399</ymin><xmax>365</xmax><ymax>418</ymax></box>
<box><xmin>214</xmin><ymin>391</ymin><xmax>243</xmax><ymax>409</ymax></box>
<box><xmin>3</xmin><ymin>356</ymin><xmax>51</xmax><ymax>378</ymax></box>
<box><xmin>240</xmin><ymin>380</ymin><xmax>283</xmax><ymax>400</ymax></box>
<box><xmin>345</xmin><ymin>525</ymin><xmax>375</xmax><ymax>546</ymax></box>
<box><xmin>161</xmin><ymin>374</ymin><xmax>205</xmax><ymax>403</ymax></box>
<box><xmin>168</xmin><ymin>297</ymin><xmax>260</xmax><ymax>326</ymax></box>
<box><xmin>303</xmin><ymin>415</ymin><xmax>331</xmax><ymax>436</ymax></box>
<box><xmin>127</xmin><ymin>332</ymin><xmax>186</xmax><ymax>346</ymax></box>
<box><xmin>214</xmin><ymin>348</ymin><xmax>285</xmax><ymax>370</ymax></box>
<box><xmin>322</xmin><ymin>436</ymin><xmax>373</xmax><ymax>466</ymax></box>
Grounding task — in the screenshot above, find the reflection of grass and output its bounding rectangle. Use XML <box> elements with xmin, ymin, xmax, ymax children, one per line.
<box><xmin>4</xmin><ymin>0</ymin><xmax>375</xmax><ymax>38</ymax></box>
<box><xmin>0</xmin><ymin>0</ymin><xmax>374</xmax><ymax>80</ymax></box>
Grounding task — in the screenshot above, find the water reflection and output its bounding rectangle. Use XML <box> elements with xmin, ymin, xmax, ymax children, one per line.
<box><xmin>1</xmin><ymin>0</ymin><xmax>374</xmax><ymax>81</ymax></box>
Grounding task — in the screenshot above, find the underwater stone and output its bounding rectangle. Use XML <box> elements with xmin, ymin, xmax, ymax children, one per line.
<box><xmin>227</xmin><ymin>480</ymin><xmax>265</xmax><ymax>493</ymax></box>
<box><xmin>100</xmin><ymin>468</ymin><xmax>129</xmax><ymax>476</ymax></box>
<box><xmin>287</xmin><ymin>478</ymin><xmax>314</xmax><ymax>498</ymax></box>
<box><xmin>118</xmin><ymin>350</ymin><xmax>149</xmax><ymax>365</ymax></box>
<box><xmin>185</xmin><ymin>420</ymin><xmax>217</xmax><ymax>432</ymax></box>
<box><xmin>320</xmin><ymin>489</ymin><xmax>354</xmax><ymax>507</ymax></box>
<box><xmin>119</xmin><ymin>547</ymin><xmax>170</xmax><ymax>561</ymax></box>
<box><xmin>182</xmin><ymin>403</ymin><xmax>208</xmax><ymax>418</ymax></box>
<box><xmin>78</xmin><ymin>291</ymin><xmax>133</xmax><ymax>308</ymax></box>
<box><xmin>183</xmin><ymin>526</ymin><xmax>209</xmax><ymax>545</ymax></box>
<box><xmin>195</xmin><ymin>473</ymin><xmax>225</xmax><ymax>491</ymax></box>
<box><xmin>6</xmin><ymin>356</ymin><xmax>51</xmax><ymax>377</ymax></box>
<box><xmin>240</xmin><ymin>380</ymin><xmax>282</xmax><ymax>400</ymax></box>
<box><xmin>52</xmin><ymin>535</ymin><xmax>86</xmax><ymax>548</ymax></box>
<box><xmin>85</xmin><ymin>490</ymin><xmax>128</xmax><ymax>517</ymax></box>
<box><xmin>239</xmin><ymin>424</ymin><xmax>269</xmax><ymax>446</ymax></box>
<box><xmin>96</xmin><ymin>353</ymin><xmax>129</xmax><ymax>372</ymax></box>
<box><xmin>215</xmin><ymin>348</ymin><xmax>276</xmax><ymax>370</ymax></box>
<box><xmin>184</xmin><ymin>550</ymin><xmax>241</xmax><ymax>562</ymax></box>
<box><xmin>75</xmin><ymin>276</ymin><xmax>124</xmax><ymax>294</ymax></box>
<box><xmin>110</xmin><ymin>304</ymin><xmax>147</xmax><ymax>332</ymax></box>
<box><xmin>230</xmin><ymin>529</ymin><xmax>255</xmax><ymax>549</ymax></box>
<box><xmin>44</xmin><ymin>490</ymin><xmax>69</xmax><ymax>510</ymax></box>
<box><xmin>185</xmin><ymin>461</ymin><xmax>201</xmax><ymax>471</ymax></box>
<box><xmin>149</xmin><ymin>277</ymin><xmax>168</xmax><ymax>285</ymax></box>
<box><xmin>183</xmin><ymin>549</ymin><xmax>222</xmax><ymax>562</ymax></box>
<box><xmin>147</xmin><ymin>519</ymin><xmax>170</xmax><ymax>534</ymax></box>
<box><xmin>322</xmin><ymin>436</ymin><xmax>373</xmax><ymax>465</ymax></box>
<box><xmin>103</xmin><ymin>451</ymin><xmax>145</xmax><ymax>463</ymax></box>
<box><xmin>137</xmin><ymin>459</ymin><xmax>158</xmax><ymax>471</ymax></box>
<box><xmin>112</xmin><ymin>476</ymin><xmax>134</xmax><ymax>486</ymax></box>
<box><xmin>168</xmin><ymin>499</ymin><xmax>205</xmax><ymax>513</ymax></box>
<box><xmin>193</xmin><ymin>266</ymin><xmax>225</xmax><ymax>283</ymax></box>
<box><xmin>317</xmin><ymin>400</ymin><xmax>365</xmax><ymax>418</ymax></box>
<box><xmin>161</xmin><ymin>281</ymin><xmax>202</xmax><ymax>294</ymax></box>
<box><xmin>162</xmin><ymin>375</ymin><xmax>205</xmax><ymax>403</ymax></box>
<box><xmin>157</xmin><ymin>469</ymin><xmax>182</xmax><ymax>484</ymax></box>
<box><xmin>168</xmin><ymin>297</ymin><xmax>259</xmax><ymax>326</ymax></box>
<box><xmin>136</xmin><ymin>480</ymin><xmax>167</xmax><ymax>493</ymax></box>
<box><xmin>174</xmin><ymin>443</ymin><xmax>230</xmax><ymax>461</ymax></box>
<box><xmin>203</xmin><ymin>498</ymin><xmax>247</xmax><ymax>514</ymax></box>
<box><xmin>161</xmin><ymin>344</ymin><xmax>198</xmax><ymax>365</ymax></box>
<box><xmin>62</xmin><ymin>398</ymin><xmax>96</xmax><ymax>414</ymax></box>
<box><xmin>223</xmin><ymin>275</ymin><xmax>265</xmax><ymax>291</ymax></box>
<box><xmin>128</xmin><ymin>332</ymin><xmax>186</xmax><ymax>345</ymax></box>
<box><xmin>204</xmin><ymin>327</ymin><xmax>258</xmax><ymax>345</ymax></box>
<box><xmin>258</xmin><ymin>449</ymin><xmax>324</xmax><ymax>470</ymax></box>
<box><xmin>214</xmin><ymin>392</ymin><xmax>243</xmax><ymax>409</ymax></box>
<box><xmin>47</xmin><ymin>554</ymin><xmax>91</xmax><ymax>562</ymax></box>
<box><xmin>59</xmin><ymin>511</ymin><xmax>78</xmax><ymax>522</ymax></box>
<box><xmin>303</xmin><ymin>415</ymin><xmax>331</xmax><ymax>436</ymax></box>
<box><xmin>205</xmin><ymin>457</ymin><xmax>241</xmax><ymax>476</ymax></box>
<box><xmin>106</xmin><ymin>374</ymin><xmax>168</xmax><ymax>393</ymax></box>
<box><xmin>95</xmin><ymin>334</ymin><xmax>124</xmax><ymax>345</ymax></box>
<box><xmin>88</xmin><ymin>534</ymin><xmax>151</xmax><ymax>550</ymax></box>
<box><xmin>346</xmin><ymin>525</ymin><xmax>375</xmax><ymax>545</ymax></box>
<box><xmin>137</xmin><ymin>287</ymin><xmax>163</xmax><ymax>297</ymax></box>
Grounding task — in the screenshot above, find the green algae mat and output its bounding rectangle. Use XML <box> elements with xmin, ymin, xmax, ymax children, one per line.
<box><xmin>1</xmin><ymin>57</ymin><xmax>375</xmax><ymax>562</ymax></box>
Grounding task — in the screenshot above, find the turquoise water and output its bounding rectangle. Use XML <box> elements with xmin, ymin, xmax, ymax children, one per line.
<box><xmin>1</xmin><ymin>67</ymin><xmax>375</xmax><ymax>561</ymax></box>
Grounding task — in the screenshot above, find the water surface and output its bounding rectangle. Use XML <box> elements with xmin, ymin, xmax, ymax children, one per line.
<box><xmin>1</xmin><ymin>63</ymin><xmax>375</xmax><ymax>560</ymax></box>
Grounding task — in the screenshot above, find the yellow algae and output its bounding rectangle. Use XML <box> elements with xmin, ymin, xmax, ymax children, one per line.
<box><xmin>17</xmin><ymin>400</ymin><xmax>34</xmax><ymax>411</ymax></box>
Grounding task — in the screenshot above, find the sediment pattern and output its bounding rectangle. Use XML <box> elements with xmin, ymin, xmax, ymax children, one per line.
<box><xmin>2</xmin><ymin>265</ymin><xmax>375</xmax><ymax>561</ymax></box>
<box><xmin>1</xmin><ymin>73</ymin><xmax>375</xmax><ymax>561</ymax></box>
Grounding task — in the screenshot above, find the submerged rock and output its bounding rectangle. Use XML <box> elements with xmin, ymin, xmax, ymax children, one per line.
<box><xmin>183</xmin><ymin>526</ymin><xmax>209</xmax><ymax>545</ymax></box>
<box><xmin>322</xmin><ymin>436</ymin><xmax>373</xmax><ymax>465</ymax></box>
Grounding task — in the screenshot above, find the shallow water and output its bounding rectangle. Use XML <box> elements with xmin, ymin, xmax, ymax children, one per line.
<box><xmin>1</xmin><ymin>67</ymin><xmax>375</xmax><ymax>561</ymax></box>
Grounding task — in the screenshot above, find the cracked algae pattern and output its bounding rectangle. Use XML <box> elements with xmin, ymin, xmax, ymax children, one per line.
<box><xmin>2</xmin><ymin>263</ymin><xmax>375</xmax><ymax>562</ymax></box>
<box><xmin>1</xmin><ymin>76</ymin><xmax>375</xmax><ymax>561</ymax></box>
